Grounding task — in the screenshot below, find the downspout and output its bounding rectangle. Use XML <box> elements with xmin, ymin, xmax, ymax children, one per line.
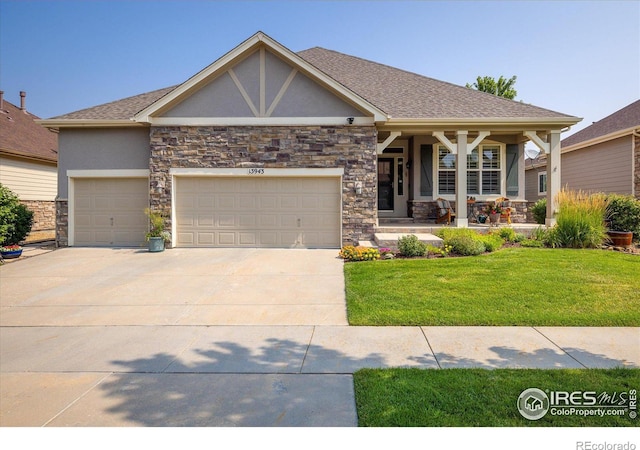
<box><xmin>632</xmin><ymin>129</ymin><xmax>640</xmax><ymax>197</ymax></box>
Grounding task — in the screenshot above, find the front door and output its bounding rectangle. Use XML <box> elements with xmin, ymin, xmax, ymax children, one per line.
<box><xmin>378</xmin><ymin>158</ymin><xmax>394</xmax><ymax>211</ymax></box>
<box><xmin>378</xmin><ymin>148</ymin><xmax>408</xmax><ymax>217</ymax></box>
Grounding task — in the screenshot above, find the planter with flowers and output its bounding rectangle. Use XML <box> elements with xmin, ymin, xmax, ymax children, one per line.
<box><xmin>485</xmin><ymin>202</ymin><xmax>504</xmax><ymax>224</ymax></box>
<box><xmin>0</xmin><ymin>244</ymin><xmax>23</xmax><ymax>259</ymax></box>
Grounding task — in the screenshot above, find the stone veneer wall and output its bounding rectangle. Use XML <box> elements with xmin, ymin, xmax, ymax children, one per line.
<box><xmin>55</xmin><ymin>199</ymin><xmax>68</xmax><ymax>247</ymax></box>
<box><xmin>410</xmin><ymin>200</ymin><xmax>531</xmax><ymax>223</ymax></box>
<box><xmin>20</xmin><ymin>200</ymin><xmax>56</xmax><ymax>231</ymax></box>
<box><xmin>149</xmin><ymin>126</ymin><xmax>378</xmax><ymax>245</ymax></box>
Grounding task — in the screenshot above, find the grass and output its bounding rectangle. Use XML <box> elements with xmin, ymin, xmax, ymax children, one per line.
<box><xmin>345</xmin><ymin>248</ymin><xmax>640</xmax><ymax>326</ymax></box>
<box><xmin>354</xmin><ymin>368</ymin><xmax>640</xmax><ymax>427</ymax></box>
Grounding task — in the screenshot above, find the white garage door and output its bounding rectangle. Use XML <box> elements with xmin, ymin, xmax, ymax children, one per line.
<box><xmin>74</xmin><ymin>178</ymin><xmax>148</xmax><ymax>247</ymax></box>
<box><xmin>175</xmin><ymin>177</ymin><xmax>341</xmax><ymax>248</ymax></box>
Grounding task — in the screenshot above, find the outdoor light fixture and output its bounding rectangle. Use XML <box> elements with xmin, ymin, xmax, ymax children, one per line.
<box><xmin>347</xmin><ymin>117</ymin><xmax>354</xmax><ymax>124</ymax></box>
<box><xmin>355</xmin><ymin>182</ymin><xmax>363</xmax><ymax>195</ymax></box>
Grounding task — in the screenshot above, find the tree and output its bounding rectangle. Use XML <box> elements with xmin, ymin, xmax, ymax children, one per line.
<box><xmin>0</xmin><ymin>183</ymin><xmax>33</xmax><ymax>245</ymax></box>
<box><xmin>466</xmin><ymin>75</ymin><xmax>518</xmax><ymax>100</ymax></box>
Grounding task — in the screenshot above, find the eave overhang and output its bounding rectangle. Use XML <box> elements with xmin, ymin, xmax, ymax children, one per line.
<box><xmin>36</xmin><ymin>119</ymin><xmax>146</xmax><ymax>129</ymax></box>
<box><xmin>377</xmin><ymin>116</ymin><xmax>582</xmax><ymax>133</ymax></box>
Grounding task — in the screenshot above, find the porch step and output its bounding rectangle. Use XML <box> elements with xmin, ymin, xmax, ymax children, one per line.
<box><xmin>374</xmin><ymin>232</ymin><xmax>443</xmax><ymax>250</ymax></box>
<box><xmin>378</xmin><ymin>218</ymin><xmax>415</xmax><ymax>225</ymax></box>
<box><xmin>376</xmin><ymin>226</ymin><xmax>439</xmax><ymax>234</ymax></box>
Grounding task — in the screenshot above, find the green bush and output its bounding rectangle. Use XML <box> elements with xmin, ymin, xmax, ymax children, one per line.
<box><xmin>606</xmin><ymin>194</ymin><xmax>640</xmax><ymax>242</ymax></box>
<box><xmin>447</xmin><ymin>234</ymin><xmax>486</xmax><ymax>256</ymax></box>
<box><xmin>397</xmin><ymin>234</ymin><xmax>428</xmax><ymax>257</ymax></box>
<box><xmin>531</xmin><ymin>198</ymin><xmax>547</xmax><ymax>225</ymax></box>
<box><xmin>479</xmin><ymin>233</ymin><xmax>505</xmax><ymax>252</ymax></box>
<box><xmin>0</xmin><ymin>183</ymin><xmax>34</xmax><ymax>245</ymax></box>
<box><xmin>552</xmin><ymin>189</ymin><xmax>608</xmax><ymax>249</ymax></box>
<box><xmin>520</xmin><ymin>238</ymin><xmax>545</xmax><ymax>248</ymax></box>
<box><xmin>339</xmin><ymin>246</ymin><xmax>381</xmax><ymax>261</ymax></box>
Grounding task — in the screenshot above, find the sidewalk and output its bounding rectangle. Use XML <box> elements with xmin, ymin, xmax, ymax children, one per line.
<box><xmin>1</xmin><ymin>325</ymin><xmax>637</xmax><ymax>426</ymax></box>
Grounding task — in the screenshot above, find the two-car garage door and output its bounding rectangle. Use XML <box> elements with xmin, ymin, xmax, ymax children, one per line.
<box><xmin>174</xmin><ymin>177</ymin><xmax>341</xmax><ymax>248</ymax></box>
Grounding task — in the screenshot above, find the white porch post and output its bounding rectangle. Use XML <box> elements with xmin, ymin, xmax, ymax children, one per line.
<box><xmin>546</xmin><ymin>130</ymin><xmax>562</xmax><ymax>227</ymax></box>
<box><xmin>455</xmin><ymin>130</ymin><xmax>468</xmax><ymax>227</ymax></box>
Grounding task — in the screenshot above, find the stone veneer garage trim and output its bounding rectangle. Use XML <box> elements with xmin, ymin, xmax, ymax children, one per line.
<box><xmin>150</xmin><ymin>125</ymin><xmax>377</xmax><ymax>246</ymax></box>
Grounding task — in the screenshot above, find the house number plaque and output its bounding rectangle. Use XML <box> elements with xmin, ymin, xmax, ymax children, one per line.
<box><xmin>247</xmin><ymin>168</ymin><xmax>265</xmax><ymax>175</ymax></box>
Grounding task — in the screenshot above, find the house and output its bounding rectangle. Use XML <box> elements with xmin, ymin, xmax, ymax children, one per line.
<box><xmin>526</xmin><ymin>99</ymin><xmax>640</xmax><ymax>202</ymax></box>
<box><xmin>0</xmin><ymin>91</ymin><xmax>58</xmax><ymax>240</ymax></box>
<box><xmin>40</xmin><ymin>32</ymin><xmax>580</xmax><ymax>249</ymax></box>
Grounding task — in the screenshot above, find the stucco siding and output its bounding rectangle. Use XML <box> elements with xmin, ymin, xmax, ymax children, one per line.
<box><xmin>57</xmin><ymin>128</ymin><xmax>150</xmax><ymax>197</ymax></box>
<box><xmin>161</xmin><ymin>48</ymin><xmax>362</xmax><ymax>119</ymax></box>
<box><xmin>0</xmin><ymin>156</ymin><xmax>57</xmax><ymax>201</ymax></box>
<box><xmin>561</xmin><ymin>136</ymin><xmax>632</xmax><ymax>194</ymax></box>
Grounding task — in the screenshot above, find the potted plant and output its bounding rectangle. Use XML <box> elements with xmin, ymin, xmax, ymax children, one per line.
<box><xmin>0</xmin><ymin>184</ymin><xmax>34</xmax><ymax>259</ymax></box>
<box><xmin>145</xmin><ymin>208</ymin><xmax>170</xmax><ymax>252</ymax></box>
<box><xmin>605</xmin><ymin>194</ymin><xmax>640</xmax><ymax>248</ymax></box>
<box><xmin>485</xmin><ymin>202</ymin><xmax>504</xmax><ymax>224</ymax></box>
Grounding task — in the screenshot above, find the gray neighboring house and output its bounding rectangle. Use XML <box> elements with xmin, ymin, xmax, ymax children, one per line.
<box><xmin>526</xmin><ymin>99</ymin><xmax>640</xmax><ymax>202</ymax></box>
<box><xmin>40</xmin><ymin>32</ymin><xmax>580</xmax><ymax>249</ymax></box>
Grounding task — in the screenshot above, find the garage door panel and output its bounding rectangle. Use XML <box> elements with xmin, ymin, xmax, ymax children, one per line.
<box><xmin>175</xmin><ymin>177</ymin><xmax>340</xmax><ymax>248</ymax></box>
<box><xmin>74</xmin><ymin>178</ymin><xmax>148</xmax><ymax>247</ymax></box>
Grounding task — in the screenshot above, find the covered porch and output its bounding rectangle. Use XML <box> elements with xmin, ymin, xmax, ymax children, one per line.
<box><xmin>374</xmin><ymin>125</ymin><xmax>566</xmax><ymax>232</ymax></box>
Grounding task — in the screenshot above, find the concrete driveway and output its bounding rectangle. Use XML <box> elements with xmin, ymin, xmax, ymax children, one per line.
<box><xmin>0</xmin><ymin>247</ymin><xmax>348</xmax><ymax>326</ymax></box>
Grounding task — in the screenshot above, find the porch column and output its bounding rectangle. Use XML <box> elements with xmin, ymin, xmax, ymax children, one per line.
<box><xmin>546</xmin><ymin>130</ymin><xmax>562</xmax><ymax>226</ymax></box>
<box><xmin>455</xmin><ymin>130</ymin><xmax>468</xmax><ymax>227</ymax></box>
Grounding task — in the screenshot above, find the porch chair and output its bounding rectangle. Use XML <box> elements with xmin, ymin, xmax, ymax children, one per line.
<box><xmin>495</xmin><ymin>197</ymin><xmax>512</xmax><ymax>224</ymax></box>
<box><xmin>435</xmin><ymin>198</ymin><xmax>456</xmax><ymax>225</ymax></box>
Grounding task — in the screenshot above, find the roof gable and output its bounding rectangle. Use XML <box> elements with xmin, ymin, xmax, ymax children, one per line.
<box><xmin>159</xmin><ymin>45</ymin><xmax>364</xmax><ymax>120</ymax></box>
<box><xmin>136</xmin><ymin>32</ymin><xmax>386</xmax><ymax>124</ymax></box>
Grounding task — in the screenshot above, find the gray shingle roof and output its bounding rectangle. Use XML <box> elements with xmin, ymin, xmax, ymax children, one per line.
<box><xmin>561</xmin><ymin>99</ymin><xmax>640</xmax><ymax>147</ymax></box>
<box><xmin>49</xmin><ymin>46</ymin><xmax>577</xmax><ymax>122</ymax></box>
<box><xmin>51</xmin><ymin>86</ymin><xmax>177</xmax><ymax>120</ymax></box>
<box><xmin>298</xmin><ymin>47</ymin><xmax>575</xmax><ymax>120</ymax></box>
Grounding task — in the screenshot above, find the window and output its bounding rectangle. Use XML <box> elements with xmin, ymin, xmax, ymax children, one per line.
<box><xmin>437</xmin><ymin>146</ymin><xmax>456</xmax><ymax>195</ymax></box>
<box><xmin>437</xmin><ymin>144</ymin><xmax>503</xmax><ymax>196</ymax></box>
<box><xmin>538</xmin><ymin>171</ymin><xmax>547</xmax><ymax>195</ymax></box>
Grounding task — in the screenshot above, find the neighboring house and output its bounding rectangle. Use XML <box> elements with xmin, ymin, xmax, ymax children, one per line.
<box><xmin>40</xmin><ymin>32</ymin><xmax>579</xmax><ymax>249</ymax></box>
<box><xmin>0</xmin><ymin>91</ymin><xmax>58</xmax><ymax>240</ymax></box>
<box><xmin>526</xmin><ymin>99</ymin><xmax>640</xmax><ymax>202</ymax></box>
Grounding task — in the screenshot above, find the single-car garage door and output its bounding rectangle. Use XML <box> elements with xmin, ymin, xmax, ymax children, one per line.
<box><xmin>74</xmin><ymin>178</ymin><xmax>148</xmax><ymax>247</ymax></box>
<box><xmin>175</xmin><ymin>177</ymin><xmax>341</xmax><ymax>248</ymax></box>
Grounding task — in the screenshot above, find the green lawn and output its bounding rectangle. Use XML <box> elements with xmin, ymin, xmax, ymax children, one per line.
<box><xmin>345</xmin><ymin>248</ymin><xmax>640</xmax><ymax>326</ymax></box>
<box><xmin>354</xmin><ymin>368</ymin><xmax>640</xmax><ymax>427</ymax></box>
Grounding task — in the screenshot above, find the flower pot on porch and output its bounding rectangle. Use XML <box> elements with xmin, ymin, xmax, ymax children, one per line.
<box><xmin>148</xmin><ymin>237</ymin><xmax>165</xmax><ymax>252</ymax></box>
<box><xmin>607</xmin><ymin>231</ymin><xmax>633</xmax><ymax>248</ymax></box>
<box><xmin>489</xmin><ymin>213</ymin><xmax>501</xmax><ymax>224</ymax></box>
<box><xmin>0</xmin><ymin>248</ymin><xmax>23</xmax><ymax>259</ymax></box>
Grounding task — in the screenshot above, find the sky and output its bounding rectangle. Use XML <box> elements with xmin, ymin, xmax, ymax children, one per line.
<box><xmin>1</xmin><ymin>0</ymin><xmax>639</xmax><ymax>138</ymax></box>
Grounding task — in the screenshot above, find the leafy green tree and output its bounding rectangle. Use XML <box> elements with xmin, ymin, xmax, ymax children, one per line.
<box><xmin>466</xmin><ymin>75</ymin><xmax>518</xmax><ymax>100</ymax></box>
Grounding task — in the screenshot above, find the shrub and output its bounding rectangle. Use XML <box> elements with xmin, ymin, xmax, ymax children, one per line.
<box><xmin>0</xmin><ymin>183</ymin><xmax>34</xmax><ymax>245</ymax></box>
<box><xmin>479</xmin><ymin>233</ymin><xmax>504</xmax><ymax>252</ymax></box>
<box><xmin>397</xmin><ymin>234</ymin><xmax>427</xmax><ymax>257</ymax></box>
<box><xmin>531</xmin><ymin>198</ymin><xmax>547</xmax><ymax>225</ymax></box>
<box><xmin>426</xmin><ymin>244</ymin><xmax>452</xmax><ymax>257</ymax></box>
<box><xmin>447</xmin><ymin>234</ymin><xmax>486</xmax><ymax>256</ymax></box>
<box><xmin>606</xmin><ymin>194</ymin><xmax>640</xmax><ymax>242</ymax></box>
<box><xmin>339</xmin><ymin>246</ymin><xmax>381</xmax><ymax>261</ymax></box>
<box><xmin>552</xmin><ymin>189</ymin><xmax>608</xmax><ymax>249</ymax></box>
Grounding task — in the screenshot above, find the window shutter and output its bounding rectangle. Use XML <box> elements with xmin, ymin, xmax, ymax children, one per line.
<box><xmin>420</xmin><ymin>144</ymin><xmax>433</xmax><ymax>196</ymax></box>
<box><xmin>506</xmin><ymin>144</ymin><xmax>519</xmax><ymax>197</ymax></box>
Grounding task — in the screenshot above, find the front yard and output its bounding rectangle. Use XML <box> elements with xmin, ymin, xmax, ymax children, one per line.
<box><xmin>354</xmin><ymin>368</ymin><xmax>639</xmax><ymax>427</ymax></box>
<box><xmin>345</xmin><ymin>248</ymin><xmax>640</xmax><ymax>326</ymax></box>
